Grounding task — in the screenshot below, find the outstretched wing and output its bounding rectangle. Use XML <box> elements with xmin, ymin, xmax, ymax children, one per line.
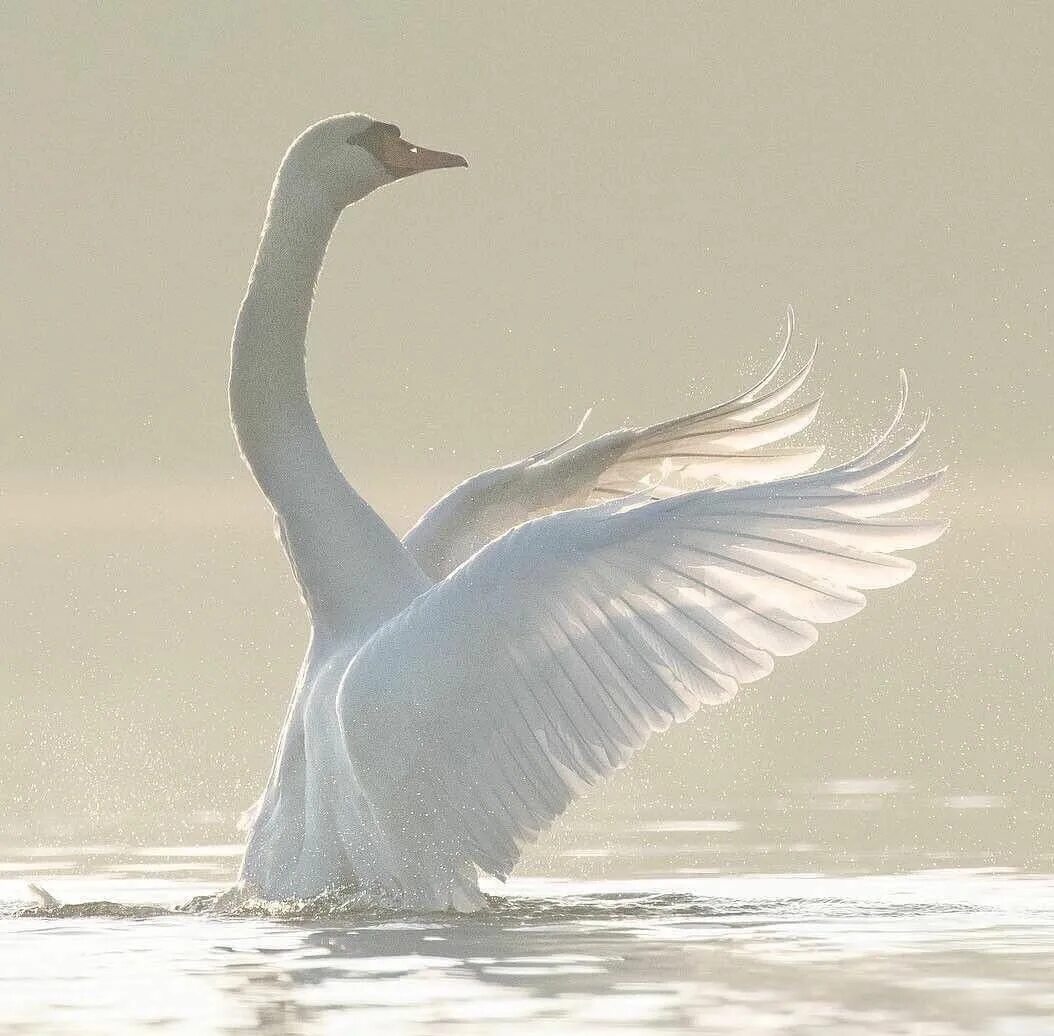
<box><xmin>403</xmin><ymin>310</ymin><xmax>825</xmax><ymax>580</ymax></box>
<box><xmin>341</xmin><ymin>377</ymin><xmax>945</xmax><ymax>903</ymax></box>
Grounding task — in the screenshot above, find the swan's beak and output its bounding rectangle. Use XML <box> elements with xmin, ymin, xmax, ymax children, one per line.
<box><xmin>377</xmin><ymin>136</ymin><xmax>468</xmax><ymax>178</ymax></box>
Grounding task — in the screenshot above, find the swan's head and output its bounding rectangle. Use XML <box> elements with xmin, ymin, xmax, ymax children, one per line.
<box><xmin>277</xmin><ymin>113</ymin><xmax>467</xmax><ymax>210</ymax></box>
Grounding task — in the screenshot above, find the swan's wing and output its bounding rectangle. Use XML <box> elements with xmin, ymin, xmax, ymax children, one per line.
<box><xmin>404</xmin><ymin>310</ymin><xmax>825</xmax><ymax>580</ymax></box>
<box><xmin>342</xmin><ymin>381</ymin><xmax>945</xmax><ymax>902</ymax></box>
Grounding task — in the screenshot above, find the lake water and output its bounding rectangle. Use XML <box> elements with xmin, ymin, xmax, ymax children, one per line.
<box><xmin>4</xmin><ymin>806</ymin><xmax>1053</xmax><ymax>1036</ymax></box>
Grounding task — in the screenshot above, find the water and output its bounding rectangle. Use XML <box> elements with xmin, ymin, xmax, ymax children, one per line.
<box><xmin>4</xmin><ymin>816</ymin><xmax>1053</xmax><ymax>1035</ymax></box>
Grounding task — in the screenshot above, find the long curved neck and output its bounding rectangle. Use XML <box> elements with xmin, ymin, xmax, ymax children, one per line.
<box><xmin>229</xmin><ymin>178</ymin><xmax>428</xmax><ymax>638</ymax></box>
<box><xmin>230</xmin><ymin>181</ymin><xmax>339</xmax><ymax>492</ymax></box>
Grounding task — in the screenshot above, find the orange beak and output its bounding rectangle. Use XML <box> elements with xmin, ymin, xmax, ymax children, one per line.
<box><xmin>376</xmin><ymin>135</ymin><xmax>468</xmax><ymax>178</ymax></box>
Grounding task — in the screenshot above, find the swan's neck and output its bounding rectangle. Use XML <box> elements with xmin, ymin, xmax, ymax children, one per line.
<box><xmin>229</xmin><ymin>178</ymin><xmax>429</xmax><ymax>635</ymax></box>
<box><xmin>230</xmin><ymin>182</ymin><xmax>339</xmax><ymax>466</ymax></box>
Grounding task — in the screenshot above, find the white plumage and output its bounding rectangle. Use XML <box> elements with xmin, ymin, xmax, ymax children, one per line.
<box><xmin>403</xmin><ymin>316</ymin><xmax>825</xmax><ymax>580</ymax></box>
<box><xmin>232</xmin><ymin>114</ymin><xmax>946</xmax><ymax>911</ymax></box>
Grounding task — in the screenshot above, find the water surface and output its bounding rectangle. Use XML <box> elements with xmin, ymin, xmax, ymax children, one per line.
<box><xmin>3</xmin><ymin>814</ymin><xmax>1052</xmax><ymax>1036</ymax></box>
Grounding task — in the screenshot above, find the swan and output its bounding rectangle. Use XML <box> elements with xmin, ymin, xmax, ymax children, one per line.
<box><xmin>231</xmin><ymin>113</ymin><xmax>946</xmax><ymax>911</ymax></box>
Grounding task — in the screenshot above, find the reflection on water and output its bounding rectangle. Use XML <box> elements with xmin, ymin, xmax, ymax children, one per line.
<box><xmin>2</xmin><ymin>826</ymin><xmax>1054</xmax><ymax>1035</ymax></box>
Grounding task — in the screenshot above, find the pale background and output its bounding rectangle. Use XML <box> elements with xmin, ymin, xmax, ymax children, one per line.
<box><xmin>1</xmin><ymin>2</ymin><xmax>1050</xmax><ymax>868</ymax></box>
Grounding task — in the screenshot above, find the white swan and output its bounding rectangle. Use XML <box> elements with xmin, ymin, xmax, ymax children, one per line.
<box><xmin>231</xmin><ymin>114</ymin><xmax>946</xmax><ymax>911</ymax></box>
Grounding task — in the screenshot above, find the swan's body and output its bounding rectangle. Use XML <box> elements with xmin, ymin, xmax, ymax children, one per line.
<box><xmin>233</xmin><ymin>114</ymin><xmax>946</xmax><ymax>910</ymax></box>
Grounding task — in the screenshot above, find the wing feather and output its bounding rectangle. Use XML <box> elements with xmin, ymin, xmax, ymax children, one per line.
<box><xmin>340</xmin><ymin>379</ymin><xmax>946</xmax><ymax>899</ymax></box>
<box><xmin>404</xmin><ymin>310</ymin><xmax>826</xmax><ymax>579</ymax></box>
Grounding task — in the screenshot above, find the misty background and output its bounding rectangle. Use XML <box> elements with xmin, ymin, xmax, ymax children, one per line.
<box><xmin>1</xmin><ymin>2</ymin><xmax>1050</xmax><ymax>871</ymax></box>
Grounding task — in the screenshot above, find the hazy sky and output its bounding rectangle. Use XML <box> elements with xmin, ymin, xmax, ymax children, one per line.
<box><xmin>2</xmin><ymin>2</ymin><xmax>1051</xmax><ymax>849</ymax></box>
<box><xmin>3</xmin><ymin>2</ymin><xmax>1051</xmax><ymax>486</ymax></box>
